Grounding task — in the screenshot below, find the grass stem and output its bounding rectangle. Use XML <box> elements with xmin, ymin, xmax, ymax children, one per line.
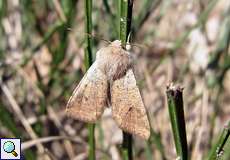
<box><xmin>166</xmin><ymin>84</ymin><xmax>188</xmax><ymax>160</ymax></box>
<box><xmin>85</xmin><ymin>0</ymin><xmax>95</xmax><ymax>159</ymax></box>
<box><xmin>119</xmin><ymin>0</ymin><xmax>133</xmax><ymax>160</ymax></box>
<box><xmin>122</xmin><ymin>132</ymin><xmax>133</xmax><ymax>160</ymax></box>
<box><xmin>119</xmin><ymin>0</ymin><xmax>128</xmax><ymax>45</ymax></box>
<box><xmin>85</xmin><ymin>0</ymin><xmax>93</xmax><ymax>67</ymax></box>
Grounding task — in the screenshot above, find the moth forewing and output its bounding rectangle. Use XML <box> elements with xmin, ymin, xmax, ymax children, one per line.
<box><xmin>66</xmin><ymin>40</ymin><xmax>150</xmax><ymax>139</ymax></box>
<box><xmin>111</xmin><ymin>69</ymin><xmax>150</xmax><ymax>140</ymax></box>
<box><xmin>66</xmin><ymin>61</ymin><xmax>108</xmax><ymax>123</ymax></box>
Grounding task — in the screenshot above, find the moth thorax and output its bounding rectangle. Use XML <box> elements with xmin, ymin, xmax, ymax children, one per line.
<box><xmin>107</xmin><ymin>58</ymin><xmax>131</xmax><ymax>81</ymax></box>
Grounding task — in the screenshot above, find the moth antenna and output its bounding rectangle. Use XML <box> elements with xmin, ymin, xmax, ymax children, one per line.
<box><xmin>67</xmin><ymin>27</ymin><xmax>149</xmax><ymax>50</ymax></box>
<box><xmin>130</xmin><ymin>43</ymin><xmax>149</xmax><ymax>49</ymax></box>
<box><xmin>66</xmin><ymin>27</ymin><xmax>111</xmax><ymax>44</ymax></box>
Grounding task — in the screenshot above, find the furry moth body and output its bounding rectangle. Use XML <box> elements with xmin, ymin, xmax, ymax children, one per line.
<box><xmin>66</xmin><ymin>40</ymin><xmax>150</xmax><ymax>139</ymax></box>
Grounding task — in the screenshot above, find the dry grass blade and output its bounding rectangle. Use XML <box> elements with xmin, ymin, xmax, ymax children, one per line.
<box><xmin>0</xmin><ymin>82</ymin><xmax>45</xmax><ymax>154</ymax></box>
<box><xmin>22</xmin><ymin>136</ymin><xmax>84</xmax><ymax>151</ymax></box>
<box><xmin>52</xmin><ymin>0</ymin><xmax>67</xmax><ymax>22</ymax></box>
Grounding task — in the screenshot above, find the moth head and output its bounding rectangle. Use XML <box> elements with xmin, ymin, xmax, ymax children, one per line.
<box><xmin>110</xmin><ymin>40</ymin><xmax>122</xmax><ymax>48</ymax></box>
<box><xmin>95</xmin><ymin>40</ymin><xmax>132</xmax><ymax>81</ymax></box>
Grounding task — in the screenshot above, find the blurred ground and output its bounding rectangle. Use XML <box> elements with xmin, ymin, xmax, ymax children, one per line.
<box><xmin>0</xmin><ymin>0</ymin><xmax>230</xmax><ymax>160</ymax></box>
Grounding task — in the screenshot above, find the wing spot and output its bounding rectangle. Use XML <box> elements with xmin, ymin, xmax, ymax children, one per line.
<box><xmin>124</xmin><ymin>107</ymin><xmax>133</xmax><ymax>116</ymax></box>
<box><xmin>128</xmin><ymin>107</ymin><xmax>133</xmax><ymax>111</ymax></box>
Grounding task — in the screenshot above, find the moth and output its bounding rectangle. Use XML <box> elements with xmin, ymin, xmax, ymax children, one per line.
<box><xmin>66</xmin><ymin>40</ymin><xmax>150</xmax><ymax>139</ymax></box>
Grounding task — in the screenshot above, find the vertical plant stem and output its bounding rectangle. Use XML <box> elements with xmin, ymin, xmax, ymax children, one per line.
<box><xmin>122</xmin><ymin>132</ymin><xmax>133</xmax><ymax>160</ymax></box>
<box><xmin>88</xmin><ymin>123</ymin><xmax>95</xmax><ymax>160</ymax></box>
<box><xmin>126</xmin><ymin>0</ymin><xmax>133</xmax><ymax>39</ymax></box>
<box><xmin>166</xmin><ymin>84</ymin><xmax>188</xmax><ymax>160</ymax></box>
<box><xmin>206</xmin><ymin>121</ymin><xmax>230</xmax><ymax>160</ymax></box>
<box><xmin>118</xmin><ymin>0</ymin><xmax>133</xmax><ymax>160</ymax></box>
<box><xmin>119</xmin><ymin>0</ymin><xmax>128</xmax><ymax>45</ymax></box>
<box><xmin>85</xmin><ymin>0</ymin><xmax>95</xmax><ymax>159</ymax></box>
<box><xmin>85</xmin><ymin>0</ymin><xmax>93</xmax><ymax>67</ymax></box>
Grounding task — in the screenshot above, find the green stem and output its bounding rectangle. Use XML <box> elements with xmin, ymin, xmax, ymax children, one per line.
<box><xmin>206</xmin><ymin>121</ymin><xmax>230</xmax><ymax>160</ymax></box>
<box><xmin>122</xmin><ymin>132</ymin><xmax>133</xmax><ymax>160</ymax></box>
<box><xmin>85</xmin><ymin>0</ymin><xmax>93</xmax><ymax>68</ymax></box>
<box><xmin>119</xmin><ymin>0</ymin><xmax>133</xmax><ymax>160</ymax></box>
<box><xmin>119</xmin><ymin>0</ymin><xmax>128</xmax><ymax>45</ymax></box>
<box><xmin>85</xmin><ymin>0</ymin><xmax>95</xmax><ymax>159</ymax></box>
<box><xmin>166</xmin><ymin>84</ymin><xmax>188</xmax><ymax>160</ymax></box>
<box><xmin>88</xmin><ymin>123</ymin><xmax>95</xmax><ymax>160</ymax></box>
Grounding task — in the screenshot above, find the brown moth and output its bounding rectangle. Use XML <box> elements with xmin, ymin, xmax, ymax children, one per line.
<box><xmin>66</xmin><ymin>40</ymin><xmax>150</xmax><ymax>139</ymax></box>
